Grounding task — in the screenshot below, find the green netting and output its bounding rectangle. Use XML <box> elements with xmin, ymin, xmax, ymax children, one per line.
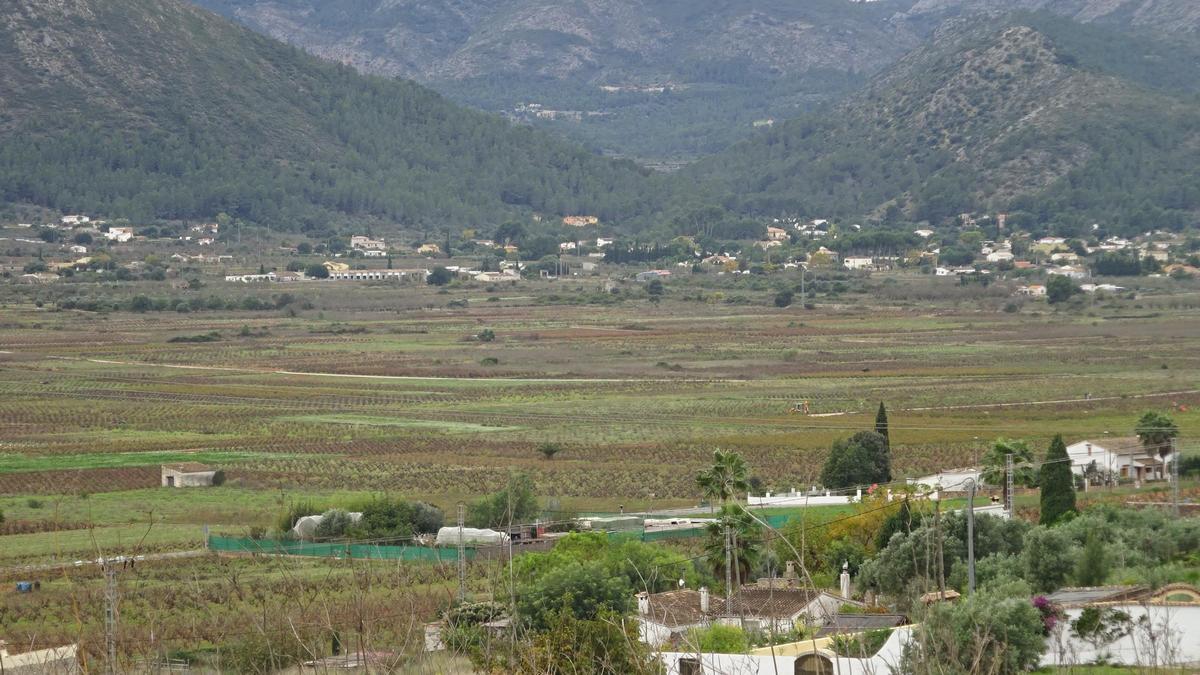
<box><xmin>207</xmin><ymin>535</ymin><xmax>470</xmax><ymax>561</ymax></box>
<box><xmin>603</xmin><ymin>530</ymin><xmax>646</xmax><ymax>543</ymax></box>
<box><xmin>211</xmin><ymin>514</ymin><xmax>804</xmax><ymax>559</ymax></box>
<box><xmin>640</xmin><ymin>526</ymin><xmax>706</xmax><ymax>541</ymax></box>
<box><xmin>765</xmin><ymin>515</ymin><xmax>792</xmax><ymax>529</ymax></box>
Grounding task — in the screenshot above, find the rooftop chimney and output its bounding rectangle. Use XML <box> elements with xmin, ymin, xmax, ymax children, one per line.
<box><xmin>699</xmin><ymin>587</ymin><xmax>710</xmax><ymax>614</ymax></box>
<box><xmin>785</xmin><ymin>561</ymin><xmax>797</xmax><ymax>580</ymax></box>
<box><xmin>840</xmin><ymin>561</ymin><xmax>852</xmax><ymax>599</ymax></box>
<box><xmin>636</xmin><ymin>591</ymin><xmax>649</xmax><ymax>616</ymax></box>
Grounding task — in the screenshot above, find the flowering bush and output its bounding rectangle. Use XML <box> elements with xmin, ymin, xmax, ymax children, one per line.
<box><xmin>1032</xmin><ymin>595</ymin><xmax>1064</xmax><ymax>635</ymax></box>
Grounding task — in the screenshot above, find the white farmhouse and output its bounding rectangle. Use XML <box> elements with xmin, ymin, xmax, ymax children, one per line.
<box><xmin>105</xmin><ymin>227</ymin><xmax>134</xmax><ymax>242</ymax></box>
<box><xmin>1048</xmin><ymin>265</ymin><xmax>1087</xmax><ymax>279</ymax></box>
<box><xmin>1066</xmin><ymin>437</ymin><xmax>1173</xmax><ymax>482</ymax></box>
<box><xmin>350</xmin><ymin>235</ymin><xmax>386</xmax><ymax>251</ymax></box>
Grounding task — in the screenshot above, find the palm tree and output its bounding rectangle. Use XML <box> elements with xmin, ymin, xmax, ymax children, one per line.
<box><xmin>1136</xmin><ymin>411</ymin><xmax>1179</xmax><ymax>459</ymax></box>
<box><xmin>703</xmin><ymin>505</ymin><xmax>760</xmax><ymax>584</ymax></box>
<box><xmin>980</xmin><ymin>438</ymin><xmax>1037</xmax><ymax>505</ymax></box>
<box><xmin>696</xmin><ymin>450</ymin><xmax>750</xmax><ymax>504</ymax></box>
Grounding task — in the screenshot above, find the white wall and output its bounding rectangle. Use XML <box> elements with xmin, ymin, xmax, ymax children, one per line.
<box><xmin>1044</xmin><ymin>605</ymin><xmax>1200</xmax><ymax>668</ymax></box>
<box><xmin>162</xmin><ymin>470</ymin><xmax>216</xmax><ymax>487</ymax></box>
<box><xmin>638</xmin><ymin>619</ymin><xmax>684</xmax><ymax>649</ymax></box>
<box><xmin>658</xmin><ymin>626</ymin><xmax>913</xmax><ymax>675</ymax></box>
<box><xmin>910</xmin><ymin>468</ymin><xmax>981</xmax><ymax>492</ymax></box>
<box><xmin>749</xmin><ymin>489</ymin><xmax>859</xmax><ymax>508</ymax></box>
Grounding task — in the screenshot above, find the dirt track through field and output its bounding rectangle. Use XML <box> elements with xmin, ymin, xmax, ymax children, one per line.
<box><xmin>902</xmin><ymin>389</ymin><xmax>1200</xmax><ymax>413</ymax></box>
<box><xmin>17</xmin><ymin>353</ymin><xmax>739</xmax><ymax>384</ymax></box>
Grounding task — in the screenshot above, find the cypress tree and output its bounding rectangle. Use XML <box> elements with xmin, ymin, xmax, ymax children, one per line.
<box><xmin>875</xmin><ymin>402</ymin><xmax>890</xmax><ymax>448</ymax></box>
<box><xmin>1075</xmin><ymin>532</ymin><xmax>1108</xmax><ymax>586</ymax></box>
<box><xmin>1039</xmin><ymin>434</ymin><xmax>1077</xmax><ymax>525</ymax></box>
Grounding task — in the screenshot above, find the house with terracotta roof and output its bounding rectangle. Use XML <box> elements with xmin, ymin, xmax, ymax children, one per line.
<box><xmin>636</xmin><ymin>588</ymin><xmax>723</xmax><ymax>647</ymax></box>
<box><xmin>636</xmin><ymin>567</ymin><xmax>851</xmax><ymax>647</ymax></box>
<box><xmin>732</xmin><ymin>585</ymin><xmax>846</xmax><ymax>634</ymax></box>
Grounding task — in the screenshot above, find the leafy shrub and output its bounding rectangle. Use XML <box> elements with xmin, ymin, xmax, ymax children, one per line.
<box><xmin>276</xmin><ymin>500</ymin><xmax>323</xmax><ymax>535</ymax></box>
<box><xmin>468</xmin><ymin>473</ymin><xmax>538</xmax><ymax>528</ymax></box>
<box><xmin>517</xmin><ymin>560</ymin><xmax>632</xmax><ymax>630</ymax></box>
<box><xmin>902</xmin><ymin>580</ymin><xmax>1045</xmax><ymax>675</ymax></box>
<box><xmin>688</xmin><ymin>624</ymin><xmax>749</xmax><ymax>653</ymax></box>
<box><xmin>357</xmin><ymin>497</ymin><xmax>443</xmax><ymax>539</ymax></box>
<box><xmin>167</xmin><ymin>331</ymin><xmax>222</xmax><ymax>343</ymax></box>
<box><xmin>832</xmin><ymin>628</ymin><xmax>892</xmax><ymax>657</ymax></box>
<box><xmin>314</xmin><ymin>509</ymin><xmax>354</xmax><ymax>540</ymax></box>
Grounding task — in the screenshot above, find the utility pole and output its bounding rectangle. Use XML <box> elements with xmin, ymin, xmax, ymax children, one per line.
<box><xmin>731</xmin><ymin>530</ymin><xmax>741</xmax><ymax>617</ymax></box>
<box><xmin>724</xmin><ymin>524</ymin><xmax>733</xmax><ymax>617</ymax></box>
<box><xmin>966</xmin><ymin>479</ymin><xmax>976</xmax><ymax>595</ymax></box>
<box><xmin>103</xmin><ymin>561</ymin><xmax>118</xmax><ymax>675</ymax></box>
<box><xmin>1171</xmin><ymin>438</ymin><xmax>1180</xmax><ymax>518</ymax></box>
<box><xmin>934</xmin><ymin>499</ymin><xmax>945</xmax><ymax>598</ymax></box>
<box><xmin>1005</xmin><ymin>453</ymin><xmax>1014</xmax><ymax>517</ymax></box>
<box><xmin>456</xmin><ymin>503</ymin><xmax>466</xmax><ymax>603</ymax></box>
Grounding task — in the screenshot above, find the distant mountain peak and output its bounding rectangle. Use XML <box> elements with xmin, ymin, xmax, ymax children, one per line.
<box><xmin>685</xmin><ymin>14</ymin><xmax>1200</xmax><ymax>229</ymax></box>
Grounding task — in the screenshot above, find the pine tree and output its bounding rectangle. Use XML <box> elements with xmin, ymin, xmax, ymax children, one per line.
<box><xmin>875</xmin><ymin>402</ymin><xmax>890</xmax><ymax>448</ymax></box>
<box><xmin>1039</xmin><ymin>434</ymin><xmax>1077</xmax><ymax>525</ymax></box>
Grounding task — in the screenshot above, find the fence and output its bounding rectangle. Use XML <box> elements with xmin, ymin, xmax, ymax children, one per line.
<box><xmin>617</xmin><ymin>514</ymin><xmax>795</xmax><ymax>543</ymax></box>
<box><xmin>207</xmin><ymin>535</ymin><xmax>472</xmax><ymax>561</ymax></box>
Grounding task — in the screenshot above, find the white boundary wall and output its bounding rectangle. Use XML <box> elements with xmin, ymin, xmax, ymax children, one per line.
<box><xmin>748</xmin><ymin>489</ymin><xmax>861</xmax><ymax>507</ymax></box>
<box><xmin>1044</xmin><ymin>605</ymin><xmax>1200</xmax><ymax>668</ymax></box>
<box><xmin>657</xmin><ymin>625</ymin><xmax>912</xmax><ymax>674</ymax></box>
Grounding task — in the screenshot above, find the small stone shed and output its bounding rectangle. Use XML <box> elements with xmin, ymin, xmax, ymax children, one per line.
<box><xmin>161</xmin><ymin>462</ymin><xmax>218</xmax><ymax>488</ymax></box>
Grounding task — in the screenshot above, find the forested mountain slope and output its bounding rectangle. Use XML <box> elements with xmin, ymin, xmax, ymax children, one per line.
<box><xmin>0</xmin><ymin>0</ymin><xmax>658</xmax><ymax>230</ymax></box>
<box><xmin>683</xmin><ymin>19</ymin><xmax>1200</xmax><ymax>232</ymax></box>
<box><xmin>189</xmin><ymin>0</ymin><xmax>1200</xmax><ymax>162</ymax></box>
<box><xmin>901</xmin><ymin>0</ymin><xmax>1200</xmax><ymax>36</ymax></box>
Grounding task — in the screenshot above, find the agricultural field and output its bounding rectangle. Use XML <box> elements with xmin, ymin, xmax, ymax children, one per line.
<box><xmin>0</xmin><ymin>273</ymin><xmax>1198</xmax><ymax>566</ymax></box>
<box><xmin>0</xmin><ymin>270</ymin><xmax>1198</xmax><ymax>670</ymax></box>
